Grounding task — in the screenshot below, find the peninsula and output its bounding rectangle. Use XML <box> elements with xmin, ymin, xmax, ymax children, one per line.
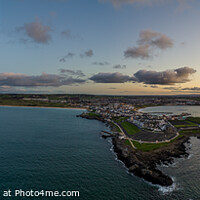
<box><xmin>77</xmin><ymin>103</ymin><xmax>200</xmax><ymax>187</ymax></box>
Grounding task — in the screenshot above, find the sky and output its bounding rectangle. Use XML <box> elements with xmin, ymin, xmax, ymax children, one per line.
<box><xmin>0</xmin><ymin>0</ymin><xmax>200</xmax><ymax>95</ymax></box>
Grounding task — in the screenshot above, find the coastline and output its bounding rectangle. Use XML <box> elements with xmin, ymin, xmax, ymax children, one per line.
<box><xmin>78</xmin><ymin>111</ymin><xmax>200</xmax><ymax>187</ymax></box>
<box><xmin>0</xmin><ymin>104</ymin><xmax>87</xmax><ymax>110</ymax></box>
<box><xmin>112</xmin><ymin>135</ymin><xmax>190</xmax><ymax>187</ymax></box>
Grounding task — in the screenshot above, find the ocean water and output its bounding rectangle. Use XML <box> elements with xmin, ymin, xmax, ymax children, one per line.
<box><xmin>0</xmin><ymin>106</ymin><xmax>199</xmax><ymax>200</ymax></box>
<box><xmin>140</xmin><ymin>105</ymin><xmax>200</xmax><ymax>117</ymax></box>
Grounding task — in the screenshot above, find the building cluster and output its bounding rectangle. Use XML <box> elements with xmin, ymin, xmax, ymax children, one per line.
<box><xmin>90</xmin><ymin>103</ymin><xmax>181</xmax><ymax>133</ymax></box>
<box><xmin>19</xmin><ymin>94</ymin><xmax>200</xmax><ymax>108</ymax></box>
<box><xmin>23</xmin><ymin>97</ymin><xmax>67</xmax><ymax>103</ymax></box>
<box><xmin>129</xmin><ymin>112</ymin><xmax>170</xmax><ymax>132</ymax></box>
<box><xmin>1</xmin><ymin>94</ymin><xmax>196</xmax><ymax>134</ymax></box>
<box><xmin>89</xmin><ymin>103</ymin><xmax>135</xmax><ymax>118</ymax></box>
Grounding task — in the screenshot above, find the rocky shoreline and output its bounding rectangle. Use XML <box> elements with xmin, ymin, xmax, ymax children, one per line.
<box><xmin>77</xmin><ymin>112</ymin><xmax>198</xmax><ymax>187</ymax></box>
<box><xmin>77</xmin><ymin>113</ymin><xmax>106</xmax><ymax>122</ymax></box>
<box><xmin>112</xmin><ymin>135</ymin><xmax>190</xmax><ymax>187</ymax></box>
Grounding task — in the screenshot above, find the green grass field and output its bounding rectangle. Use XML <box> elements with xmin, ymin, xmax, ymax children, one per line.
<box><xmin>187</xmin><ymin>117</ymin><xmax>200</xmax><ymax>124</ymax></box>
<box><xmin>120</xmin><ymin>121</ymin><xmax>140</xmax><ymax>135</ymax></box>
<box><xmin>113</xmin><ymin>116</ymin><xmax>129</xmax><ymax>123</ymax></box>
<box><xmin>125</xmin><ymin>135</ymin><xmax>183</xmax><ymax>152</ymax></box>
<box><xmin>180</xmin><ymin>129</ymin><xmax>200</xmax><ymax>134</ymax></box>
<box><xmin>87</xmin><ymin>112</ymin><xmax>100</xmax><ymax>117</ymax></box>
<box><xmin>173</xmin><ymin>121</ymin><xmax>198</xmax><ymax>128</ymax></box>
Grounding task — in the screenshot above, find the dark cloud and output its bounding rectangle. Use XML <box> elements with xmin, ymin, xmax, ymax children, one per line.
<box><xmin>80</xmin><ymin>49</ymin><xmax>94</xmax><ymax>58</ymax></box>
<box><xmin>163</xmin><ymin>86</ymin><xmax>200</xmax><ymax>94</ymax></box>
<box><xmin>164</xmin><ymin>86</ymin><xmax>200</xmax><ymax>92</ymax></box>
<box><xmin>124</xmin><ymin>30</ymin><xmax>173</xmax><ymax>59</ymax></box>
<box><xmin>90</xmin><ymin>66</ymin><xmax>196</xmax><ymax>85</ymax></box>
<box><xmin>143</xmin><ymin>85</ymin><xmax>158</xmax><ymax>88</ymax></box>
<box><xmin>59</xmin><ymin>52</ymin><xmax>75</xmax><ymax>62</ymax></box>
<box><xmin>150</xmin><ymin>85</ymin><xmax>158</xmax><ymax>88</ymax></box>
<box><xmin>133</xmin><ymin>67</ymin><xmax>196</xmax><ymax>85</ymax></box>
<box><xmin>0</xmin><ymin>72</ymin><xmax>86</xmax><ymax>87</ymax></box>
<box><xmin>59</xmin><ymin>69</ymin><xmax>85</xmax><ymax>77</ymax></box>
<box><xmin>151</xmin><ymin>34</ymin><xmax>173</xmax><ymax>49</ymax></box>
<box><xmin>113</xmin><ymin>64</ymin><xmax>126</xmax><ymax>69</ymax></box>
<box><xmin>90</xmin><ymin>72</ymin><xmax>135</xmax><ymax>83</ymax></box>
<box><xmin>16</xmin><ymin>18</ymin><xmax>52</xmax><ymax>44</ymax></box>
<box><xmin>124</xmin><ymin>44</ymin><xmax>150</xmax><ymax>59</ymax></box>
<box><xmin>182</xmin><ymin>87</ymin><xmax>200</xmax><ymax>91</ymax></box>
<box><xmin>61</xmin><ymin>29</ymin><xmax>76</xmax><ymax>39</ymax></box>
<box><xmin>85</xmin><ymin>49</ymin><xmax>94</xmax><ymax>57</ymax></box>
<box><xmin>119</xmin><ymin>91</ymin><xmax>129</xmax><ymax>93</ymax></box>
<box><xmin>163</xmin><ymin>87</ymin><xmax>180</xmax><ymax>90</ymax></box>
<box><xmin>61</xmin><ymin>29</ymin><xmax>72</xmax><ymax>37</ymax></box>
<box><xmin>138</xmin><ymin>30</ymin><xmax>173</xmax><ymax>49</ymax></box>
<box><xmin>92</xmin><ymin>61</ymin><xmax>110</xmax><ymax>66</ymax></box>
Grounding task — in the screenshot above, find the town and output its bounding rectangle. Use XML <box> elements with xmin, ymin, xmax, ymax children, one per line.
<box><xmin>0</xmin><ymin>94</ymin><xmax>200</xmax><ymax>108</ymax></box>
<box><xmin>80</xmin><ymin>102</ymin><xmax>194</xmax><ymax>144</ymax></box>
<box><xmin>1</xmin><ymin>94</ymin><xmax>200</xmax><ymax>146</ymax></box>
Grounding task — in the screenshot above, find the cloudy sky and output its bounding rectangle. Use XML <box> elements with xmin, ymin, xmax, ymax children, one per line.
<box><xmin>0</xmin><ymin>0</ymin><xmax>200</xmax><ymax>95</ymax></box>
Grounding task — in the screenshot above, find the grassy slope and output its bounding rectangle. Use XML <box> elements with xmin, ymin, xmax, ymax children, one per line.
<box><xmin>187</xmin><ymin>117</ymin><xmax>200</xmax><ymax>124</ymax></box>
<box><xmin>110</xmin><ymin>122</ymin><xmax>121</xmax><ymax>133</ymax></box>
<box><xmin>125</xmin><ymin>135</ymin><xmax>183</xmax><ymax>152</ymax></box>
<box><xmin>173</xmin><ymin>121</ymin><xmax>198</xmax><ymax>128</ymax></box>
<box><xmin>180</xmin><ymin>129</ymin><xmax>200</xmax><ymax>134</ymax></box>
<box><xmin>113</xmin><ymin>117</ymin><xmax>128</xmax><ymax>123</ymax></box>
<box><xmin>121</xmin><ymin>121</ymin><xmax>140</xmax><ymax>135</ymax></box>
<box><xmin>87</xmin><ymin>112</ymin><xmax>100</xmax><ymax>117</ymax></box>
<box><xmin>172</xmin><ymin>120</ymin><xmax>198</xmax><ymax>128</ymax></box>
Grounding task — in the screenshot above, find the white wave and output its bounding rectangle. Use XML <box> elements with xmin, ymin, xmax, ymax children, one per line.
<box><xmin>158</xmin><ymin>177</ymin><xmax>179</xmax><ymax>194</ymax></box>
<box><xmin>159</xmin><ymin>159</ymin><xmax>177</xmax><ymax>168</ymax></box>
<box><xmin>187</xmin><ymin>153</ymin><xmax>193</xmax><ymax>159</ymax></box>
<box><xmin>159</xmin><ymin>138</ymin><xmax>193</xmax><ymax>170</ymax></box>
<box><xmin>108</xmin><ymin>140</ymin><xmax>179</xmax><ymax>193</ymax></box>
<box><xmin>109</xmin><ymin>140</ymin><xmax>127</xmax><ymax>167</ymax></box>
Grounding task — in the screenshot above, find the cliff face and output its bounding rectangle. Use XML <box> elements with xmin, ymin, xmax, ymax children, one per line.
<box><xmin>112</xmin><ymin>136</ymin><xmax>189</xmax><ymax>187</ymax></box>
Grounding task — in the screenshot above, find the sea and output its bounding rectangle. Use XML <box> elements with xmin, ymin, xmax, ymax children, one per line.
<box><xmin>0</xmin><ymin>106</ymin><xmax>199</xmax><ymax>200</ymax></box>
<box><xmin>139</xmin><ymin>105</ymin><xmax>200</xmax><ymax>117</ymax></box>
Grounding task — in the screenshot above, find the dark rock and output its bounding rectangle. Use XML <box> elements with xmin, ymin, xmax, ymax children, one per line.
<box><xmin>77</xmin><ymin>113</ymin><xmax>105</xmax><ymax>122</ymax></box>
<box><xmin>112</xmin><ymin>136</ymin><xmax>190</xmax><ymax>187</ymax></box>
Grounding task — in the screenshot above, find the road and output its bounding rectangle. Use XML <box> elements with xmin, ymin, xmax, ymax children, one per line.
<box><xmin>112</xmin><ymin>120</ymin><xmax>180</xmax><ymax>148</ymax></box>
<box><xmin>111</xmin><ymin>121</ymin><xmax>136</xmax><ymax>149</ymax></box>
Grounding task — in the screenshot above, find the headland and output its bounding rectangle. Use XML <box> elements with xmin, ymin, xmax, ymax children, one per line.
<box><xmin>78</xmin><ymin>107</ymin><xmax>200</xmax><ymax>187</ymax></box>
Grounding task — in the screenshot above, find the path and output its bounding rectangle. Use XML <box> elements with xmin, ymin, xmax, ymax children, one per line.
<box><xmin>129</xmin><ymin>132</ymin><xmax>179</xmax><ymax>144</ymax></box>
<box><xmin>111</xmin><ymin>121</ymin><xmax>136</xmax><ymax>149</ymax></box>
<box><xmin>112</xmin><ymin>120</ymin><xmax>180</xmax><ymax>146</ymax></box>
